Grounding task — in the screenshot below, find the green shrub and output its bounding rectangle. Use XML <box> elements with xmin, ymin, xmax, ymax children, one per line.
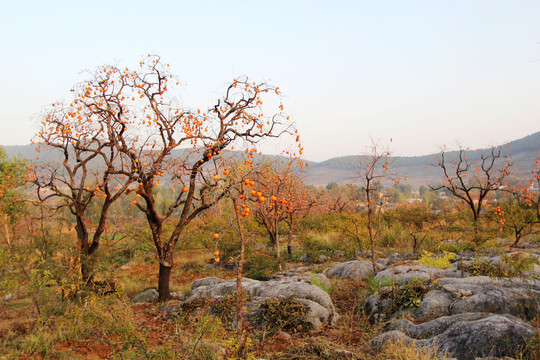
<box><xmin>467</xmin><ymin>259</ymin><xmax>506</xmax><ymax>277</ymax></box>
<box><xmin>467</xmin><ymin>252</ymin><xmax>538</xmax><ymax>278</ymax></box>
<box><xmin>439</xmin><ymin>240</ymin><xmax>475</xmax><ymax>253</ymax></box>
<box><xmin>367</xmin><ymin>275</ymin><xmax>395</xmax><ymax>295</ymax></box>
<box><xmin>309</xmin><ymin>274</ymin><xmax>330</xmax><ymax>293</ymax></box>
<box><xmin>210</xmin><ymin>291</ymin><xmax>252</xmax><ymax>326</ymax></box>
<box><xmin>418</xmin><ymin>250</ymin><xmax>457</xmax><ymax>269</ymax></box>
<box><xmin>253</xmin><ymin>296</ymin><xmax>310</xmax><ymax>334</ymax></box>
<box><xmin>378</xmin><ymin>278</ymin><xmax>433</xmax><ymax>316</ymax></box>
<box><xmin>244</xmin><ymin>253</ymin><xmax>279</xmax><ymax>280</ymax></box>
<box><xmin>300</xmin><ymin>232</ymin><xmax>356</xmax><ymax>261</ymax></box>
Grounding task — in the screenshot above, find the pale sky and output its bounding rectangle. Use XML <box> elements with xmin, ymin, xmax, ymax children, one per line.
<box><xmin>1</xmin><ymin>1</ymin><xmax>539</xmax><ymax>161</ymax></box>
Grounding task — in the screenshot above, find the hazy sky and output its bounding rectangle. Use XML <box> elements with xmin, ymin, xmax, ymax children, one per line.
<box><xmin>1</xmin><ymin>1</ymin><xmax>539</xmax><ymax>161</ymax></box>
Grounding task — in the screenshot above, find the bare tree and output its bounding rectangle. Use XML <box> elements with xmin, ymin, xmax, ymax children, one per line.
<box><xmin>355</xmin><ymin>139</ymin><xmax>398</xmax><ymax>271</ymax></box>
<box><xmin>430</xmin><ymin>146</ymin><xmax>511</xmax><ymax>228</ymax></box>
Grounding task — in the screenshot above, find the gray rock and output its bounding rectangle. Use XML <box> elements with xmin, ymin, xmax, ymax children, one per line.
<box><xmin>191</xmin><ymin>277</ymin><xmax>226</xmax><ymax>290</ymax></box>
<box><xmin>326</xmin><ymin>260</ymin><xmax>376</xmax><ymax>280</ymax></box>
<box><xmin>413</xmin><ymin>277</ymin><xmax>540</xmax><ymax>322</ymax></box>
<box><xmin>376</xmin><ymin>258</ymin><xmax>390</xmax><ymax>268</ymax></box>
<box><xmin>132</xmin><ymin>288</ymin><xmax>158</xmax><ymax>303</ymax></box>
<box><xmin>294</xmin><ymin>298</ymin><xmax>332</xmax><ymax>329</ymax></box>
<box><xmin>185</xmin><ymin>276</ymin><xmax>339</xmax><ymax>329</ymax></box>
<box><xmin>373</xmin><ymin>313</ymin><xmax>536</xmax><ymax>360</ymax></box>
<box><xmin>366</xmin><ymin>276</ymin><xmax>540</xmax><ymax>323</ymax></box>
<box><xmin>170</xmin><ymin>291</ymin><xmax>186</xmax><ymax>301</ymax></box>
<box><xmin>272</xmin><ymin>272</ymin><xmax>331</xmax><ymax>291</ymax></box>
<box><xmin>161</xmin><ymin>299</ymin><xmax>182</xmax><ymax>315</ymax></box>
<box><xmin>374</xmin><ymin>263</ymin><xmax>462</xmax><ymax>284</ymax></box>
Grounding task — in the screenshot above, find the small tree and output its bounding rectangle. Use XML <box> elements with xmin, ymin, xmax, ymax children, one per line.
<box><xmin>322</xmin><ymin>183</ymin><xmax>357</xmax><ymax>213</ymax></box>
<box><xmin>493</xmin><ymin>200</ymin><xmax>538</xmax><ymax>247</ymax></box>
<box><xmin>282</xmin><ymin>181</ymin><xmax>317</xmax><ymax>255</ymax></box>
<box><xmin>497</xmin><ymin>159</ymin><xmax>540</xmax><ymax>247</ymax></box>
<box><xmin>430</xmin><ymin>146</ymin><xmax>511</xmax><ymax>230</ymax></box>
<box><xmin>218</xmin><ymin>160</ymin><xmax>259</xmax><ymax>358</ymax></box>
<box><xmin>392</xmin><ymin>204</ymin><xmax>437</xmax><ymax>254</ymax></box>
<box><xmin>0</xmin><ymin>148</ymin><xmax>44</xmax><ymax>313</ymax></box>
<box><xmin>249</xmin><ymin>158</ymin><xmax>313</xmax><ymax>259</ymax></box>
<box><xmin>355</xmin><ymin>139</ymin><xmax>398</xmax><ymax>271</ymax></box>
<box><xmin>0</xmin><ymin>147</ymin><xmax>28</xmax><ymax>243</ymax></box>
<box><xmin>336</xmin><ymin>211</ymin><xmax>368</xmax><ymax>255</ymax></box>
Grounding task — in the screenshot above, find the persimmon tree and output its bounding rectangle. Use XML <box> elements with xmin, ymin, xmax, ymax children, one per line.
<box><xmin>322</xmin><ymin>183</ymin><xmax>358</xmax><ymax>213</ymax></box>
<box><xmin>430</xmin><ymin>146</ymin><xmax>512</xmax><ymax>227</ymax></box>
<box><xmin>248</xmin><ymin>158</ymin><xmax>314</xmax><ymax>258</ymax></box>
<box><xmin>248</xmin><ymin>160</ymin><xmax>294</xmax><ymax>264</ymax></box>
<box><xmin>282</xmin><ymin>181</ymin><xmax>317</xmax><ymax>255</ymax></box>
<box><xmin>495</xmin><ymin>158</ymin><xmax>540</xmax><ymax>246</ymax></box>
<box><xmin>96</xmin><ymin>56</ymin><xmax>298</xmax><ymax>300</ymax></box>
<box><xmin>492</xmin><ymin>201</ymin><xmax>538</xmax><ymax>247</ymax></box>
<box><xmin>355</xmin><ymin>140</ymin><xmax>398</xmax><ymax>271</ymax></box>
<box><xmin>32</xmin><ymin>82</ymin><xmax>135</xmax><ymax>282</ymax></box>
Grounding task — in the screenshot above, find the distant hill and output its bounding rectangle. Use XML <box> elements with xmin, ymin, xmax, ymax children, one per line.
<box><xmin>3</xmin><ymin>131</ymin><xmax>539</xmax><ymax>188</ymax></box>
<box><xmin>303</xmin><ymin>131</ymin><xmax>540</xmax><ymax>186</ymax></box>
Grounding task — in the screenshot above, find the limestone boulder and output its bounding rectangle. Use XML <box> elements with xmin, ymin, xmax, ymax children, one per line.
<box><xmin>366</xmin><ymin>276</ymin><xmax>540</xmax><ymax>323</ymax></box>
<box><xmin>373</xmin><ymin>263</ymin><xmax>462</xmax><ymax>284</ymax></box>
<box><xmin>325</xmin><ymin>260</ymin><xmax>378</xmax><ymax>280</ymax></box>
<box><xmin>372</xmin><ymin>313</ymin><xmax>537</xmax><ymax>360</ymax></box>
<box><xmin>181</xmin><ymin>276</ymin><xmax>339</xmax><ymax>329</ymax></box>
<box><xmin>413</xmin><ymin>276</ymin><xmax>540</xmax><ymax>322</ymax></box>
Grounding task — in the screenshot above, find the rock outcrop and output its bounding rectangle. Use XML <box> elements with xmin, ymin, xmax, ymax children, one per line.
<box><xmin>325</xmin><ymin>260</ymin><xmax>378</xmax><ymax>280</ymax></box>
<box><xmin>413</xmin><ymin>276</ymin><xmax>540</xmax><ymax>322</ymax></box>
<box><xmin>373</xmin><ymin>263</ymin><xmax>462</xmax><ymax>284</ymax></box>
<box><xmin>366</xmin><ymin>276</ymin><xmax>540</xmax><ymax>323</ymax></box>
<box><xmin>176</xmin><ymin>276</ymin><xmax>339</xmax><ymax>329</ymax></box>
<box><xmin>372</xmin><ymin>313</ymin><xmax>537</xmax><ymax>360</ymax></box>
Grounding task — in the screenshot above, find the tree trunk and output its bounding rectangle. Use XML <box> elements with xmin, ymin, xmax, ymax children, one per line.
<box><xmin>80</xmin><ymin>258</ymin><xmax>94</xmax><ymax>284</ymax></box>
<box><xmin>158</xmin><ymin>263</ymin><xmax>172</xmax><ymax>302</ymax></box>
<box><xmin>287</xmin><ymin>219</ymin><xmax>294</xmax><ymax>255</ymax></box>
<box><xmin>75</xmin><ymin>214</ymin><xmax>94</xmax><ymax>283</ymax></box>
<box><xmin>231</xmin><ymin>198</ymin><xmax>247</xmax><ymax>357</ymax></box>
<box><xmin>3</xmin><ymin>214</ymin><xmax>11</xmax><ymax>246</ymax></box>
<box><xmin>368</xmin><ymin>208</ymin><xmax>376</xmax><ymax>272</ymax></box>
<box><xmin>512</xmin><ymin>228</ymin><xmax>523</xmax><ymax>248</ymax></box>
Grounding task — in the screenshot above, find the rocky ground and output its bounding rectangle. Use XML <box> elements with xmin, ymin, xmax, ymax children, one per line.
<box><xmin>129</xmin><ymin>243</ymin><xmax>540</xmax><ymax>359</ymax></box>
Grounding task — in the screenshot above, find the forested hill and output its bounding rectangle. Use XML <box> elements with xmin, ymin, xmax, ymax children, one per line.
<box><xmin>3</xmin><ymin>131</ymin><xmax>539</xmax><ymax>188</ymax></box>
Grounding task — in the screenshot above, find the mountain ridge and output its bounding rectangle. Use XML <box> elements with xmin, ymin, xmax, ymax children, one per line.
<box><xmin>3</xmin><ymin>131</ymin><xmax>539</xmax><ymax>187</ymax></box>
